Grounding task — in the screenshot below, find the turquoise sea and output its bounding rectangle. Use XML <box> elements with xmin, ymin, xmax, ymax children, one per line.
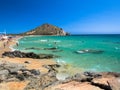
<box><xmin>14</xmin><ymin>35</ymin><xmax>120</xmax><ymax>72</ymax></box>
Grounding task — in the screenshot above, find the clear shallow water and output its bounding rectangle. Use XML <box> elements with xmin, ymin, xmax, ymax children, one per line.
<box><xmin>14</xmin><ymin>35</ymin><xmax>120</xmax><ymax>72</ymax></box>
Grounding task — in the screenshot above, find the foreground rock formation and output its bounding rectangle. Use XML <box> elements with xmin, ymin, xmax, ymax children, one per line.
<box><xmin>0</xmin><ymin>59</ymin><xmax>120</xmax><ymax>90</ymax></box>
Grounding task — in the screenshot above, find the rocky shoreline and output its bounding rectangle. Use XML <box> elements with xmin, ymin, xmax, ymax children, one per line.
<box><xmin>0</xmin><ymin>59</ymin><xmax>120</xmax><ymax>90</ymax></box>
<box><xmin>20</xmin><ymin>69</ymin><xmax>120</xmax><ymax>90</ymax></box>
<box><xmin>0</xmin><ymin>38</ymin><xmax>120</xmax><ymax>90</ymax></box>
<box><xmin>2</xmin><ymin>51</ymin><xmax>59</xmax><ymax>59</ymax></box>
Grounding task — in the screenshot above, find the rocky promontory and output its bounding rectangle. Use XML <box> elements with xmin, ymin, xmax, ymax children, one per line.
<box><xmin>22</xmin><ymin>23</ymin><xmax>69</xmax><ymax>36</ymax></box>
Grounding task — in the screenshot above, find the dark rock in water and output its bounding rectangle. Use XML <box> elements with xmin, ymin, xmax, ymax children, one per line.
<box><xmin>91</xmin><ymin>50</ymin><xmax>104</xmax><ymax>54</ymax></box>
<box><xmin>35</xmin><ymin>47</ymin><xmax>59</xmax><ymax>51</ymax></box>
<box><xmin>52</xmin><ymin>50</ymin><xmax>63</xmax><ymax>52</ymax></box>
<box><xmin>25</xmin><ymin>47</ymin><xmax>42</xmax><ymax>50</ymax></box>
<box><xmin>76</xmin><ymin>49</ymin><xmax>104</xmax><ymax>54</ymax></box>
<box><xmin>38</xmin><ymin>54</ymin><xmax>55</xmax><ymax>59</ymax></box>
<box><xmin>2</xmin><ymin>51</ymin><xmax>57</xmax><ymax>59</ymax></box>
<box><xmin>44</xmin><ymin>47</ymin><xmax>57</xmax><ymax>50</ymax></box>
<box><xmin>112</xmin><ymin>41</ymin><xmax>120</xmax><ymax>44</ymax></box>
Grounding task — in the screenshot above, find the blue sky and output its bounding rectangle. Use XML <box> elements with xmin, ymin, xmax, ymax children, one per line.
<box><xmin>0</xmin><ymin>0</ymin><xmax>120</xmax><ymax>34</ymax></box>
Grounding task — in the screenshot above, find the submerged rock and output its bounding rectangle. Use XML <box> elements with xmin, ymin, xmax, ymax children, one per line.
<box><xmin>52</xmin><ymin>50</ymin><xmax>63</xmax><ymax>52</ymax></box>
<box><xmin>25</xmin><ymin>47</ymin><xmax>42</xmax><ymax>50</ymax></box>
<box><xmin>76</xmin><ymin>49</ymin><xmax>104</xmax><ymax>54</ymax></box>
<box><xmin>44</xmin><ymin>47</ymin><xmax>57</xmax><ymax>50</ymax></box>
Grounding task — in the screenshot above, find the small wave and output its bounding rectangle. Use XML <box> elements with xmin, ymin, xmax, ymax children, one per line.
<box><xmin>40</xmin><ymin>40</ymin><xmax>48</xmax><ymax>42</ymax></box>
<box><xmin>16</xmin><ymin>41</ymin><xmax>19</xmax><ymax>44</ymax></box>
<box><xmin>86</xmin><ymin>65</ymin><xmax>101</xmax><ymax>72</ymax></box>
<box><xmin>9</xmin><ymin>46</ymin><xmax>17</xmax><ymax>51</ymax></box>
<box><xmin>53</xmin><ymin>40</ymin><xmax>61</xmax><ymax>43</ymax></box>
<box><xmin>20</xmin><ymin>41</ymin><xmax>27</xmax><ymax>43</ymax></box>
<box><xmin>115</xmin><ymin>47</ymin><xmax>120</xmax><ymax>50</ymax></box>
<box><xmin>56</xmin><ymin>59</ymin><xmax>66</xmax><ymax>65</ymax></box>
<box><xmin>87</xmin><ymin>65</ymin><xmax>112</xmax><ymax>72</ymax></box>
<box><xmin>56</xmin><ymin>72</ymin><xmax>70</xmax><ymax>81</ymax></box>
<box><xmin>48</xmin><ymin>44</ymin><xmax>52</xmax><ymax>46</ymax></box>
<box><xmin>20</xmin><ymin>50</ymin><xmax>31</xmax><ymax>53</ymax></box>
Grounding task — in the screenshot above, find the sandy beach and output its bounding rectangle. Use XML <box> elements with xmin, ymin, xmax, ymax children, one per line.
<box><xmin>0</xmin><ymin>36</ymin><xmax>56</xmax><ymax>73</ymax></box>
<box><xmin>0</xmin><ymin>36</ymin><xmax>20</xmax><ymax>57</ymax></box>
<box><xmin>0</xmin><ymin>40</ymin><xmax>11</xmax><ymax>57</ymax></box>
<box><xmin>0</xmin><ymin>36</ymin><xmax>56</xmax><ymax>90</ymax></box>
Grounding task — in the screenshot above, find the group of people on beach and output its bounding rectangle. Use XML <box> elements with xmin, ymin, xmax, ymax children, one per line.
<box><xmin>2</xmin><ymin>38</ymin><xmax>19</xmax><ymax>49</ymax></box>
<box><xmin>0</xmin><ymin>35</ymin><xmax>14</xmax><ymax>49</ymax></box>
<box><xmin>2</xmin><ymin>39</ymin><xmax>11</xmax><ymax>48</ymax></box>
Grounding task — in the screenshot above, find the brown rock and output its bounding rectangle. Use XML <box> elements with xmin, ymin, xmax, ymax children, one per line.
<box><xmin>107</xmin><ymin>78</ymin><xmax>120</xmax><ymax>90</ymax></box>
<box><xmin>22</xmin><ymin>23</ymin><xmax>67</xmax><ymax>36</ymax></box>
<box><xmin>45</xmin><ymin>81</ymin><xmax>102</xmax><ymax>90</ymax></box>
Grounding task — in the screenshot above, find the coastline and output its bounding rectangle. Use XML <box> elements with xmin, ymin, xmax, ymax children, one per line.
<box><xmin>0</xmin><ymin>36</ymin><xmax>22</xmax><ymax>57</ymax></box>
<box><xmin>0</xmin><ymin>36</ymin><xmax>57</xmax><ymax>90</ymax></box>
<box><xmin>0</xmin><ymin>36</ymin><xmax>120</xmax><ymax>90</ymax></box>
<box><xmin>0</xmin><ymin>36</ymin><xmax>57</xmax><ymax>73</ymax></box>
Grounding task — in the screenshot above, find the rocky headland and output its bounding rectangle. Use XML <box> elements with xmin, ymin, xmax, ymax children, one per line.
<box><xmin>21</xmin><ymin>23</ymin><xmax>69</xmax><ymax>36</ymax></box>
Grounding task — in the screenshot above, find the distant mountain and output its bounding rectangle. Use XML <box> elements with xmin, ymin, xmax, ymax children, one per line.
<box><xmin>22</xmin><ymin>23</ymin><xmax>69</xmax><ymax>35</ymax></box>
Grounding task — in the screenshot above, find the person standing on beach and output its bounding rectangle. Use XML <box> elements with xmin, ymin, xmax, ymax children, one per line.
<box><xmin>3</xmin><ymin>42</ymin><xmax>6</xmax><ymax>48</ymax></box>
